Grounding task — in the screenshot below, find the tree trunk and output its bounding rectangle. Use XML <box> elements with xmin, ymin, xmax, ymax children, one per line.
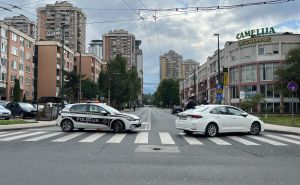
<box><xmin>280</xmin><ymin>93</ymin><xmax>284</xmax><ymax>113</ymax></box>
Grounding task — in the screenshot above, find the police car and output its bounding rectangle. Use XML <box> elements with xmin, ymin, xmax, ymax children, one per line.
<box><xmin>56</xmin><ymin>103</ymin><xmax>141</xmax><ymax>133</ymax></box>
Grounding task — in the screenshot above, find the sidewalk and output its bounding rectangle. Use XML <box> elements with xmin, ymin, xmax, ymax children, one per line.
<box><xmin>0</xmin><ymin>120</ymin><xmax>56</xmax><ymax>131</ymax></box>
<box><xmin>264</xmin><ymin>123</ymin><xmax>300</xmax><ymax>135</ymax></box>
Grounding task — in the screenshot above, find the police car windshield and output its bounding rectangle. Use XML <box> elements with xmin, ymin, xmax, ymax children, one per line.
<box><xmin>101</xmin><ymin>104</ymin><xmax>120</xmax><ymax>114</ymax></box>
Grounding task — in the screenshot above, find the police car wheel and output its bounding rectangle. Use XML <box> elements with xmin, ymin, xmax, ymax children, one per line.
<box><xmin>61</xmin><ymin>119</ymin><xmax>74</xmax><ymax>132</ymax></box>
<box><xmin>112</xmin><ymin>121</ymin><xmax>124</xmax><ymax>133</ymax></box>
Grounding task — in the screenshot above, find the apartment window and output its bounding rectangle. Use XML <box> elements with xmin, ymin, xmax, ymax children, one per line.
<box><xmin>230</xmin><ymin>86</ymin><xmax>239</xmax><ymax>99</ymax></box>
<box><xmin>11</xmin><ymin>61</ymin><xmax>17</xmax><ymax>70</ymax></box>
<box><xmin>11</xmin><ymin>75</ymin><xmax>16</xmax><ymax>82</ymax></box>
<box><xmin>12</xmin><ymin>33</ymin><xmax>17</xmax><ymax>42</ymax></box>
<box><xmin>20</xmin><ymin>37</ymin><xmax>25</xmax><ymax>46</ymax></box>
<box><xmin>1</xmin><ymin>28</ymin><xmax>7</xmax><ymax>38</ymax></box>
<box><xmin>19</xmin><ymin>63</ymin><xmax>24</xmax><ymax>71</ymax></box>
<box><xmin>1</xmin><ymin>58</ymin><xmax>7</xmax><ymax>66</ymax></box>
<box><xmin>229</xmin><ymin>67</ymin><xmax>238</xmax><ymax>84</ymax></box>
<box><xmin>241</xmin><ymin>65</ymin><xmax>256</xmax><ymax>82</ymax></box>
<box><xmin>26</xmin><ymin>52</ymin><xmax>31</xmax><ymax>61</ymax></box>
<box><xmin>258</xmin><ymin>44</ymin><xmax>279</xmax><ymax>55</ymax></box>
<box><xmin>25</xmin><ymin>78</ymin><xmax>31</xmax><ymax>85</ymax></box>
<box><xmin>25</xmin><ymin>66</ymin><xmax>31</xmax><ymax>73</ymax></box>
<box><xmin>1</xmin><ymin>42</ymin><xmax>7</xmax><ymax>52</ymax></box>
<box><xmin>260</xmin><ymin>63</ymin><xmax>279</xmax><ymax>81</ymax></box>
<box><xmin>12</xmin><ymin>47</ymin><xmax>18</xmax><ymax>56</ymax></box>
<box><xmin>25</xmin><ymin>90</ymin><xmax>30</xmax><ymax>97</ymax></box>
<box><xmin>20</xmin><ymin>76</ymin><xmax>24</xmax><ymax>84</ymax></box>
<box><xmin>20</xmin><ymin>49</ymin><xmax>25</xmax><ymax>59</ymax></box>
<box><xmin>0</xmin><ymin>73</ymin><xmax>6</xmax><ymax>81</ymax></box>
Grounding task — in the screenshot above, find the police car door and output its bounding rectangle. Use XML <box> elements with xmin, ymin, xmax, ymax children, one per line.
<box><xmin>69</xmin><ymin>104</ymin><xmax>89</xmax><ymax>128</ymax></box>
<box><xmin>87</xmin><ymin>104</ymin><xmax>110</xmax><ymax>129</ymax></box>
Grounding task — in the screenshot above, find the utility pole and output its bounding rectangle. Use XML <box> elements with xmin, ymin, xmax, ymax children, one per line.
<box><xmin>214</xmin><ymin>33</ymin><xmax>222</xmax><ymax>104</ymax></box>
<box><xmin>78</xmin><ymin>52</ymin><xmax>82</xmax><ymax>103</ymax></box>
<box><xmin>61</xmin><ymin>26</ymin><xmax>65</xmax><ymax>108</ymax></box>
<box><xmin>193</xmin><ymin>69</ymin><xmax>196</xmax><ymax>102</ymax></box>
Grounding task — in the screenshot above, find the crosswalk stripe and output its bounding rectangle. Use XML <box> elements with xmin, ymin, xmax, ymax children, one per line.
<box><xmin>106</xmin><ymin>134</ymin><xmax>126</xmax><ymax>143</ymax></box>
<box><xmin>264</xmin><ymin>134</ymin><xmax>300</xmax><ymax>145</ymax></box>
<box><xmin>79</xmin><ymin>133</ymin><xmax>105</xmax><ymax>143</ymax></box>
<box><xmin>0</xmin><ymin>131</ymin><xmax>25</xmax><ymax>138</ymax></box>
<box><xmin>134</xmin><ymin>132</ymin><xmax>148</xmax><ymax>144</ymax></box>
<box><xmin>0</xmin><ymin>131</ymin><xmax>46</xmax><ymax>141</ymax></box>
<box><xmin>227</xmin><ymin>136</ymin><xmax>260</xmax><ymax>145</ymax></box>
<box><xmin>0</xmin><ymin>131</ymin><xmax>8</xmax><ymax>136</ymax></box>
<box><xmin>24</xmin><ymin>132</ymin><xmax>63</xmax><ymax>141</ymax></box>
<box><xmin>247</xmin><ymin>135</ymin><xmax>287</xmax><ymax>146</ymax></box>
<box><xmin>52</xmin><ymin>133</ymin><xmax>84</xmax><ymax>142</ymax></box>
<box><xmin>282</xmin><ymin>134</ymin><xmax>300</xmax><ymax>140</ymax></box>
<box><xmin>207</xmin><ymin>137</ymin><xmax>231</xmax><ymax>145</ymax></box>
<box><xmin>159</xmin><ymin>132</ymin><xmax>175</xmax><ymax>145</ymax></box>
<box><xmin>182</xmin><ymin>135</ymin><xmax>203</xmax><ymax>145</ymax></box>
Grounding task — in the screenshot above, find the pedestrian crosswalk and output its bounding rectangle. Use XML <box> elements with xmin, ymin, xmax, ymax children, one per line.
<box><xmin>0</xmin><ymin>130</ymin><xmax>300</xmax><ymax>147</ymax></box>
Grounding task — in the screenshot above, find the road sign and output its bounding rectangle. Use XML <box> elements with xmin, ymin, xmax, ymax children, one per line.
<box><xmin>287</xmin><ymin>81</ymin><xmax>298</xmax><ymax>92</ymax></box>
<box><xmin>216</xmin><ymin>93</ymin><xmax>223</xmax><ymax>102</ymax></box>
<box><xmin>216</xmin><ymin>84</ymin><xmax>223</xmax><ymax>90</ymax></box>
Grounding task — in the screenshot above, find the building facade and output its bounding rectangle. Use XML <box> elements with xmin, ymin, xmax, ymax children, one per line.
<box><xmin>88</xmin><ymin>40</ymin><xmax>102</xmax><ymax>60</ymax></box>
<box><xmin>135</xmin><ymin>40</ymin><xmax>143</xmax><ymax>103</ymax></box>
<box><xmin>37</xmin><ymin>1</ymin><xmax>86</xmax><ymax>52</ymax></box>
<box><xmin>74</xmin><ymin>53</ymin><xmax>102</xmax><ymax>83</ymax></box>
<box><xmin>0</xmin><ymin>22</ymin><xmax>35</xmax><ymax>101</ymax></box>
<box><xmin>34</xmin><ymin>41</ymin><xmax>74</xmax><ymax>99</ymax></box>
<box><xmin>102</xmin><ymin>29</ymin><xmax>136</xmax><ymax>69</ymax></box>
<box><xmin>160</xmin><ymin>50</ymin><xmax>183</xmax><ymax>80</ymax></box>
<box><xmin>2</xmin><ymin>15</ymin><xmax>37</xmax><ymax>39</ymax></box>
<box><xmin>180</xmin><ymin>32</ymin><xmax>300</xmax><ymax>113</ymax></box>
<box><xmin>182</xmin><ymin>59</ymin><xmax>198</xmax><ymax>78</ymax></box>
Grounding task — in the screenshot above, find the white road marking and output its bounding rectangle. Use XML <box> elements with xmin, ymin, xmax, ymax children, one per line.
<box><xmin>247</xmin><ymin>135</ymin><xmax>287</xmax><ymax>146</ymax></box>
<box><xmin>106</xmin><ymin>134</ymin><xmax>126</xmax><ymax>143</ymax></box>
<box><xmin>0</xmin><ymin>131</ymin><xmax>8</xmax><ymax>135</ymax></box>
<box><xmin>182</xmin><ymin>135</ymin><xmax>203</xmax><ymax>145</ymax></box>
<box><xmin>79</xmin><ymin>133</ymin><xmax>105</xmax><ymax>143</ymax></box>
<box><xmin>134</xmin><ymin>132</ymin><xmax>148</xmax><ymax>144</ymax></box>
<box><xmin>159</xmin><ymin>132</ymin><xmax>175</xmax><ymax>145</ymax></box>
<box><xmin>264</xmin><ymin>134</ymin><xmax>300</xmax><ymax>145</ymax></box>
<box><xmin>52</xmin><ymin>132</ymin><xmax>84</xmax><ymax>142</ymax></box>
<box><xmin>282</xmin><ymin>134</ymin><xmax>300</xmax><ymax>140</ymax></box>
<box><xmin>0</xmin><ymin>131</ymin><xmax>25</xmax><ymax>138</ymax></box>
<box><xmin>207</xmin><ymin>137</ymin><xmax>231</xmax><ymax>145</ymax></box>
<box><xmin>24</xmin><ymin>132</ymin><xmax>63</xmax><ymax>141</ymax></box>
<box><xmin>0</xmin><ymin>131</ymin><xmax>46</xmax><ymax>141</ymax></box>
<box><xmin>227</xmin><ymin>136</ymin><xmax>260</xmax><ymax>145</ymax></box>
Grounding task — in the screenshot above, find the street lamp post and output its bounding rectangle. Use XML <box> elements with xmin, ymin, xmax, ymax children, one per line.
<box><xmin>214</xmin><ymin>33</ymin><xmax>221</xmax><ymax>104</ymax></box>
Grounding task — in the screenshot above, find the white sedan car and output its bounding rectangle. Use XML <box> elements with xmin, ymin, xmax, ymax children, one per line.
<box><xmin>56</xmin><ymin>103</ymin><xmax>141</xmax><ymax>133</ymax></box>
<box><xmin>175</xmin><ymin>105</ymin><xmax>264</xmax><ymax>137</ymax></box>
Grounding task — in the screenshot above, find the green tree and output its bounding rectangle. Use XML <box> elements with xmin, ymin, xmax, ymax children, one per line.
<box><xmin>275</xmin><ymin>47</ymin><xmax>300</xmax><ymax>113</ymax></box>
<box><xmin>240</xmin><ymin>94</ymin><xmax>263</xmax><ymax>112</ymax></box>
<box><xmin>154</xmin><ymin>79</ymin><xmax>180</xmax><ymax>108</ymax></box>
<box><xmin>81</xmin><ymin>79</ymin><xmax>99</xmax><ymax>100</ymax></box>
<box><xmin>13</xmin><ymin>79</ymin><xmax>21</xmax><ymax>102</ymax></box>
<box><xmin>64</xmin><ymin>71</ymin><xmax>85</xmax><ymax>103</ymax></box>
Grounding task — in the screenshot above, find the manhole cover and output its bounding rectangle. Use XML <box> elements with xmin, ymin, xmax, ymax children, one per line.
<box><xmin>153</xmin><ymin>147</ymin><xmax>161</xmax><ymax>151</ymax></box>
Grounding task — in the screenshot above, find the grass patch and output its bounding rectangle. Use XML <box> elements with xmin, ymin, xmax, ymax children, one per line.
<box><xmin>257</xmin><ymin>114</ymin><xmax>300</xmax><ymax>128</ymax></box>
<box><xmin>0</xmin><ymin>119</ymin><xmax>37</xmax><ymax>125</ymax></box>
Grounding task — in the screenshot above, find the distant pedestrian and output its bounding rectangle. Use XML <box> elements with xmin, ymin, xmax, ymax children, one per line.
<box><xmin>185</xmin><ymin>98</ymin><xmax>196</xmax><ymax>110</ymax></box>
<box><xmin>133</xmin><ymin>104</ymin><xmax>136</xmax><ymax>112</ymax></box>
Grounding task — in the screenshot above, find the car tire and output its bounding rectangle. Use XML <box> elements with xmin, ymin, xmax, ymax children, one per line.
<box><xmin>61</xmin><ymin>119</ymin><xmax>74</xmax><ymax>132</ymax></box>
<box><xmin>78</xmin><ymin>128</ymin><xmax>85</xmax><ymax>131</ymax></box>
<box><xmin>249</xmin><ymin>122</ymin><xmax>261</xmax><ymax>135</ymax></box>
<box><xmin>20</xmin><ymin>113</ymin><xmax>25</xmax><ymax>119</ymax></box>
<box><xmin>111</xmin><ymin>120</ymin><xmax>125</xmax><ymax>133</ymax></box>
<box><xmin>5</xmin><ymin>118</ymin><xmax>9</xmax><ymax>120</ymax></box>
<box><xmin>205</xmin><ymin>123</ymin><xmax>218</xmax><ymax>137</ymax></box>
<box><xmin>183</xmin><ymin>130</ymin><xmax>193</xmax><ymax>135</ymax></box>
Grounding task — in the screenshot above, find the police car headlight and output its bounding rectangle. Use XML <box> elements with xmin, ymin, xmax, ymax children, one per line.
<box><xmin>126</xmin><ymin>117</ymin><xmax>135</xmax><ymax>121</ymax></box>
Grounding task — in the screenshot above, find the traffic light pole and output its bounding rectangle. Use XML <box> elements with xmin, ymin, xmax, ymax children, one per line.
<box><xmin>61</xmin><ymin>27</ymin><xmax>65</xmax><ymax>108</ymax></box>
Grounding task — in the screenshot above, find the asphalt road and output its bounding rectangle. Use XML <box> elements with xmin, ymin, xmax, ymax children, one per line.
<box><xmin>0</xmin><ymin>107</ymin><xmax>300</xmax><ymax>185</ymax></box>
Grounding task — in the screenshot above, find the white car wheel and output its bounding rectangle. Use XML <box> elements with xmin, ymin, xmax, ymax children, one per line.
<box><xmin>206</xmin><ymin>123</ymin><xmax>218</xmax><ymax>137</ymax></box>
<box><xmin>249</xmin><ymin>122</ymin><xmax>261</xmax><ymax>135</ymax></box>
<box><xmin>61</xmin><ymin>119</ymin><xmax>74</xmax><ymax>132</ymax></box>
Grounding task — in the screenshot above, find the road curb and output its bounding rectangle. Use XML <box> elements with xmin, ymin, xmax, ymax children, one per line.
<box><xmin>0</xmin><ymin>124</ymin><xmax>56</xmax><ymax>131</ymax></box>
<box><xmin>264</xmin><ymin>129</ymin><xmax>300</xmax><ymax>136</ymax></box>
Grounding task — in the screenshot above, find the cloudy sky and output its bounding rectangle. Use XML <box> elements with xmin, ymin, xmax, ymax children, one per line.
<box><xmin>1</xmin><ymin>0</ymin><xmax>300</xmax><ymax>94</ymax></box>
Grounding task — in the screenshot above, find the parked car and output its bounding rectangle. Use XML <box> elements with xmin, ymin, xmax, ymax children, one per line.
<box><xmin>56</xmin><ymin>103</ymin><xmax>141</xmax><ymax>132</ymax></box>
<box><xmin>175</xmin><ymin>104</ymin><xmax>264</xmax><ymax>137</ymax></box>
<box><xmin>0</xmin><ymin>101</ymin><xmax>10</xmax><ymax>108</ymax></box>
<box><xmin>0</xmin><ymin>105</ymin><xmax>11</xmax><ymax>120</ymax></box>
<box><xmin>5</xmin><ymin>102</ymin><xmax>37</xmax><ymax>118</ymax></box>
<box><xmin>172</xmin><ymin>105</ymin><xmax>183</xmax><ymax>114</ymax></box>
<box><xmin>32</xmin><ymin>104</ymin><xmax>45</xmax><ymax>112</ymax></box>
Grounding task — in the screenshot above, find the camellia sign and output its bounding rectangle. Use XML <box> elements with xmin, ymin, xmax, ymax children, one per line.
<box><xmin>236</xmin><ymin>27</ymin><xmax>275</xmax><ymax>40</ymax></box>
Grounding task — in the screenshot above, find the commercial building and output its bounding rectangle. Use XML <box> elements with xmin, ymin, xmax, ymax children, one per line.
<box><xmin>102</xmin><ymin>29</ymin><xmax>136</xmax><ymax>69</ymax></box>
<box><xmin>88</xmin><ymin>40</ymin><xmax>102</xmax><ymax>59</ymax></box>
<box><xmin>34</xmin><ymin>41</ymin><xmax>74</xmax><ymax>99</ymax></box>
<box><xmin>2</xmin><ymin>15</ymin><xmax>37</xmax><ymax>39</ymax></box>
<box><xmin>74</xmin><ymin>53</ymin><xmax>102</xmax><ymax>83</ymax></box>
<box><xmin>37</xmin><ymin>1</ymin><xmax>86</xmax><ymax>52</ymax></box>
<box><xmin>180</xmin><ymin>31</ymin><xmax>300</xmax><ymax>113</ymax></box>
<box><xmin>160</xmin><ymin>50</ymin><xmax>183</xmax><ymax>80</ymax></box>
<box><xmin>0</xmin><ymin>22</ymin><xmax>35</xmax><ymax>101</ymax></box>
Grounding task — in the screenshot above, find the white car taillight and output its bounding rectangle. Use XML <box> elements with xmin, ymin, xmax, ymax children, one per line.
<box><xmin>188</xmin><ymin>114</ymin><xmax>203</xmax><ymax>119</ymax></box>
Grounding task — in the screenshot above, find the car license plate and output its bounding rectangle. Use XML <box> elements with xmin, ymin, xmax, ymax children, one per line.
<box><xmin>179</xmin><ymin>116</ymin><xmax>187</xmax><ymax>120</ymax></box>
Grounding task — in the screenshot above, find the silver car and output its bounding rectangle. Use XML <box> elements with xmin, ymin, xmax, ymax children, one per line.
<box><xmin>0</xmin><ymin>105</ymin><xmax>11</xmax><ymax>120</ymax></box>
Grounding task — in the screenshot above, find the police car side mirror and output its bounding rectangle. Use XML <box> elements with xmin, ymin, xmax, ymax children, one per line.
<box><xmin>101</xmin><ymin>110</ymin><xmax>108</xmax><ymax>115</ymax></box>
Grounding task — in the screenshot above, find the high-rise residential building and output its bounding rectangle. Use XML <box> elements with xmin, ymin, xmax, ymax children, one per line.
<box><xmin>135</xmin><ymin>40</ymin><xmax>143</xmax><ymax>103</ymax></box>
<box><xmin>160</xmin><ymin>50</ymin><xmax>183</xmax><ymax>80</ymax></box>
<box><xmin>0</xmin><ymin>22</ymin><xmax>35</xmax><ymax>101</ymax></box>
<box><xmin>103</xmin><ymin>29</ymin><xmax>136</xmax><ymax>69</ymax></box>
<box><xmin>2</xmin><ymin>15</ymin><xmax>37</xmax><ymax>39</ymax></box>
<box><xmin>74</xmin><ymin>53</ymin><xmax>103</xmax><ymax>83</ymax></box>
<box><xmin>88</xmin><ymin>40</ymin><xmax>102</xmax><ymax>59</ymax></box>
<box><xmin>34</xmin><ymin>41</ymin><xmax>74</xmax><ymax>99</ymax></box>
<box><xmin>37</xmin><ymin>1</ymin><xmax>86</xmax><ymax>52</ymax></box>
<box><xmin>182</xmin><ymin>59</ymin><xmax>199</xmax><ymax>78</ymax></box>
